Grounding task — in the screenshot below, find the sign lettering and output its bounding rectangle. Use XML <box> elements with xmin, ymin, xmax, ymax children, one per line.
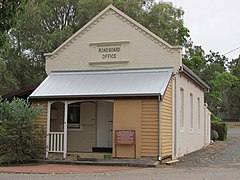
<box><xmin>115</xmin><ymin>130</ymin><xmax>135</xmax><ymax>145</ymax></box>
<box><xmin>98</xmin><ymin>45</ymin><xmax>121</xmax><ymax>60</ymax></box>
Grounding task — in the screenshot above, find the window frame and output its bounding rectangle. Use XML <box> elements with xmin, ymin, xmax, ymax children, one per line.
<box><xmin>190</xmin><ymin>93</ymin><xmax>194</xmax><ymax>132</ymax></box>
<box><xmin>67</xmin><ymin>102</ymin><xmax>81</xmax><ymax>129</ymax></box>
<box><xmin>180</xmin><ymin>87</ymin><xmax>185</xmax><ymax>131</ymax></box>
<box><xmin>197</xmin><ymin>97</ymin><xmax>201</xmax><ymax>131</ymax></box>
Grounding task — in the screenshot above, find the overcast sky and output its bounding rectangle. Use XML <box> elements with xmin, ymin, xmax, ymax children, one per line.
<box><xmin>161</xmin><ymin>0</ymin><xmax>240</xmax><ymax>60</ymax></box>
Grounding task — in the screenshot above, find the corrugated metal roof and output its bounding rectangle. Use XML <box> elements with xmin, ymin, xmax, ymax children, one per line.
<box><xmin>30</xmin><ymin>68</ymin><xmax>173</xmax><ymax>99</ymax></box>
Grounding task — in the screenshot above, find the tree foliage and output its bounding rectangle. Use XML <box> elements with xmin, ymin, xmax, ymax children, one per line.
<box><xmin>143</xmin><ymin>2</ymin><xmax>189</xmax><ymax>46</ymax></box>
<box><xmin>183</xmin><ymin>44</ymin><xmax>239</xmax><ymax>116</ymax></box>
<box><xmin>0</xmin><ymin>98</ymin><xmax>44</xmax><ymax>164</ymax></box>
<box><xmin>0</xmin><ymin>0</ymin><xmax>26</xmax><ymax>47</ymax></box>
<box><xmin>227</xmin><ymin>57</ymin><xmax>240</xmax><ymax>115</ymax></box>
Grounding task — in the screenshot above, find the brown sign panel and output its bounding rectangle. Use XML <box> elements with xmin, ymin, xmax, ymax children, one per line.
<box><xmin>115</xmin><ymin>130</ymin><xmax>135</xmax><ymax>145</ymax></box>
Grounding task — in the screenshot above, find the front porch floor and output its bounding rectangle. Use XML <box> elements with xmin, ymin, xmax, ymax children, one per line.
<box><xmin>41</xmin><ymin>156</ymin><xmax>160</xmax><ymax>168</ymax></box>
<box><xmin>47</xmin><ymin>152</ymin><xmax>112</xmax><ymax>161</ymax></box>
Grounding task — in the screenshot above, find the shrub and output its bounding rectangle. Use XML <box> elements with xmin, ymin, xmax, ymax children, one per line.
<box><xmin>211</xmin><ymin>122</ymin><xmax>228</xmax><ymax>141</ymax></box>
<box><xmin>0</xmin><ymin>98</ymin><xmax>44</xmax><ymax>164</ymax></box>
<box><xmin>211</xmin><ymin>114</ymin><xmax>221</xmax><ymax>123</ymax></box>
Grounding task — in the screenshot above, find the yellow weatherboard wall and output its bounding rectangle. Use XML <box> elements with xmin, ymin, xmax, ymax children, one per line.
<box><xmin>161</xmin><ymin>80</ymin><xmax>173</xmax><ymax>158</ymax></box>
<box><xmin>113</xmin><ymin>100</ymin><xmax>142</xmax><ymax>158</ymax></box>
<box><xmin>141</xmin><ymin>99</ymin><xmax>159</xmax><ymax>157</ymax></box>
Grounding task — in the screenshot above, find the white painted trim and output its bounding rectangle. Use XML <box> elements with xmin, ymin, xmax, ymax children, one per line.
<box><xmin>63</xmin><ymin>101</ymin><xmax>68</xmax><ymax>159</ymax></box>
<box><xmin>158</xmin><ymin>97</ymin><xmax>162</xmax><ymax>161</ymax></box>
<box><xmin>89</xmin><ymin>60</ymin><xmax>129</xmax><ymax>65</ymax></box>
<box><xmin>67</xmin><ymin>100</ymin><xmax>96</xmax><ymax>105</ymax></box>
<box><xmin>46</xmin><ymin>102</ymin><xmax>51</xmax><ymax>159</ymax></box>
<box><xmin>171</xmin><ymin>77</ymin><xmax>176</xmax><ymax>160</ymax></box>
<box><xmin>89</xmin><ymin>40</ymin><xmax>130</xmax><ymax>46</ymax></box>
<box><xmin>204</xmin><ymin>105</ymin><xmax>207</xmax><ymax>145</ymax></box>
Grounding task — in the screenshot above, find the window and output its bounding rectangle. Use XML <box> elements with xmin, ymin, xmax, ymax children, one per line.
<box><xmin>190</xmin><ymin>93</ymin><xmax>193</xmax><ymax>131</ymax></box>
<box><xmin>68</xmin><ymin>102</ymin><xmax>81</xmax><ymax>128</ymax></box>
<box><xmin>180</xmin><ymin>88</ymin><xmax>184</xmax><ymax>129</ymax></box>
<box><xmin>197</xmin><ymin>98</ymin><xmax>200</xmax><ymax>130</ymax></box>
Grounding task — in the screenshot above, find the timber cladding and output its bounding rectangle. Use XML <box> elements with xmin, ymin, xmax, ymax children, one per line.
<box><xmin>141</xmin><ymin>99</ymin><xmax>159</xmax><ymax>157</ymax></box>
<box><xmin>160</xmin><ymin>80</ymin><xmax>173</xmax><ymax>158</ymax></box>
<box><xmin>113</xmin><ymin>100</ymin><xmax>141</xmax><ymax>158</ymax></box>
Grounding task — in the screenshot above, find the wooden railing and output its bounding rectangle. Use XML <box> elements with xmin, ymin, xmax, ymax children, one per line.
<box><xmin>48</xmin><ymin>132</ymin><xmax>64</xmax><ymax>152</ymax></box>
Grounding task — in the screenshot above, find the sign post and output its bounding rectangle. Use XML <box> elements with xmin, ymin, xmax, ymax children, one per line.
<box><xmin>115</xmin><ymin>130</ymin><xmax>136</xmax><ymax>158</ymax></box>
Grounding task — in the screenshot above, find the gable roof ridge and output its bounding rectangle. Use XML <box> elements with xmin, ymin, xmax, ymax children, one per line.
<box><xmin>44</xmin><ymin>4</ymin><xmax>182</xmax><ymax>59</ymax></box>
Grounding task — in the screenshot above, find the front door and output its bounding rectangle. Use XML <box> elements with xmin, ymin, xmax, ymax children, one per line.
<box><xmin>96</xmin><ymin>101</ymin><xmax>113</xmax><ymax>148</ymax></box>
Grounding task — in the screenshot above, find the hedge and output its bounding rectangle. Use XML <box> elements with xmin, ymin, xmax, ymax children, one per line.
<box><xmin>211</xmin><ymin>122</ymin><xmax>228</xmax><ymax>141</ymax></box>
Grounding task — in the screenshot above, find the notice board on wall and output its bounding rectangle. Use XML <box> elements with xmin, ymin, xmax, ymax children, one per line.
<box><xmin>115</xmin><ymin>130</ymin><xmax>136</xmax><ymax>158</ymax></box>
<box><xmin>115</xmin><ymin>130</ymin><xmax>136</xmax><ymax>145</ymax></box>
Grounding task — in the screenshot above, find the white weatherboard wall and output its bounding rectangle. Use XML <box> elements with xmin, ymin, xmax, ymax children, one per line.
<box><xmin>175</xmin><ymin>73</ymin><xmax>206</xmax><ymax>157</ymax></box>
<box><xmin>45</xmin><ymin>6</ymin><xmax>181</xmax><ymax>74</ymax></box>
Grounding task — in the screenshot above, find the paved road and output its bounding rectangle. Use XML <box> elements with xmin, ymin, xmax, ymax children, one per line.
<box><xmin>228</xmin><ymin>127</ymin><xmax>240</xmax><ymax>137</ymax></box>
<box><xmin>1</xmin><ymin>166</ymin><xmax>240</xmax><ymax>180</ymax></box>
<box><xmin>1</xmin><ymin>127</ymin><xmax>240</xmax><ymax>180</ymax></box>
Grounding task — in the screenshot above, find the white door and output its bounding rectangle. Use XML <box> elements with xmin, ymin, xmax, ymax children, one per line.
<box><xmin>96</xmin><ymin>101</ymin><xmax>113</xmax><ymax>147</ymax></box>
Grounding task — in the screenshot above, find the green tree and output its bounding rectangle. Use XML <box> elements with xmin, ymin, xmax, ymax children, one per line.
<box><xmin>143</xmin><ymin>2</ymin><xmax>190</xmax><ymax>46</ymax></box>
<box><xmin>227</xmin><ymin>56</ymin><xmax>240</xmax><ymax>116</ymax></box>
<box><xmin>0</xmin><ymin>98</ymin><xmax>44</xmax><ymax>164</ymax></box>
<box><xmin>207</xmin><ymin>72</ymin><xmax>238</xmax><ymax>114</ymax></box>
<box><xmin>183</xmin><ymin>45</ymin><xmax>206</xmax><ymax>76</ymax></box>
<box><xmin>229</xmin><ymin>55</ymin><xmax>240</xmax><ymax>77</ymax></box>
<box><xmin>0</xmin><ymin>57</ymin><xmax>19</xmax><ymax>95</ymax></box>
<box><xmin>0</xmin><ymin>0</ymin><xmax>26</xmax><ymax>47</ymax></box>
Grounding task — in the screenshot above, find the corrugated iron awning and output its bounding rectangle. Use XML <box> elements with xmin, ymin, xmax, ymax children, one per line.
<box><xmin>29</xmin><ymin>68</ymin><xmax>173</xmax><ymax>99</ymax></box>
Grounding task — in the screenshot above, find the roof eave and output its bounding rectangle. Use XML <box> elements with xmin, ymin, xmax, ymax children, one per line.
<box><xmin>29</xmin><ymin>93</ymin><xmax>161</xmax><ymax>100</ymax></box>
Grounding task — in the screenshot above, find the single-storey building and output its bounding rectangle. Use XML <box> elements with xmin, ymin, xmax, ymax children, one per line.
<box><xmin>29</xmin><ymin>5</ymin><xmax>211</xmax><ymax>160</ymax></box>
<box><xmin>1</xmin><ymin>85</ymin><xmax>38</xmax><ymax>101</ymax></box>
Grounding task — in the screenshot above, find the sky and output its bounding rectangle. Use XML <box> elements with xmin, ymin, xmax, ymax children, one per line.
<box><xmin>160</xmin><ymin>0</ymin><xmax>240</xmax><ymax>60</ymax></box>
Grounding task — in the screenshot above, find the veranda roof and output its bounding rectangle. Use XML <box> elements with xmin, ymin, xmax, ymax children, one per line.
<box><xmin>29</xmin><ymin>68</ymin><xmax>173</xmax><ymax>99</ymax></box>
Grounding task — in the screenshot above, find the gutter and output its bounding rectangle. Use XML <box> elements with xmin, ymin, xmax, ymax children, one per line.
<box><xmin>158</xmin><ymin>95</ymin><xmax>162</xmax><ymax>161</ymax></box>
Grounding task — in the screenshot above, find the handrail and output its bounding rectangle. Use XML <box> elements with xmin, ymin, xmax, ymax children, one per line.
<box><xmin>48</xmin><ymin>132</ymin><xmax>64</xmax><ymax>152</ymax></box>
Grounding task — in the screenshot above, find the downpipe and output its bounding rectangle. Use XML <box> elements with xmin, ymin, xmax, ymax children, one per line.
<box><xmin>158</xmin><ymin>95</ymin><xmax>162</xmax><ymax>161</ymax></box>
